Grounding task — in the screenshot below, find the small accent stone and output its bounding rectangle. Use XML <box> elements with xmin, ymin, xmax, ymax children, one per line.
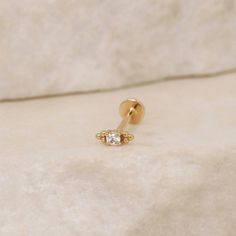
<box><xmin>106</xmin><ymin>130</ymin><xmax>121</xmax><ymax>146</ymax></box>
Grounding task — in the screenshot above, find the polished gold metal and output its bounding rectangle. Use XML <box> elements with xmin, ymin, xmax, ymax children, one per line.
<box><xmin>96</xmin><ymin>98</ymin><xmax>145</xmax><ymax>146</ymax></box>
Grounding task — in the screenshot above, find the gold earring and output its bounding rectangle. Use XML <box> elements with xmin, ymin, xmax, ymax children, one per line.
<box><xmin>96</xmin><ymin>98</ymin><xmax>145</xmax><ymax>146</ymax></box>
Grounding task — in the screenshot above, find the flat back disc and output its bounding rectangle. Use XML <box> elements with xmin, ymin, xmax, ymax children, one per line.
<box><xmin>119</xmin><ymin>98</ymin><xmax>145</xmax><ymax>124</ymax></box>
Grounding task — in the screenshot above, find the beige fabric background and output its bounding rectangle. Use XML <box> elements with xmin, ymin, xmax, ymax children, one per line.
<box><xmin>0</xmin><ymin>74</ymin><xmax>236</xmax><ymax>235</ymax></box>
<box><xmin>1</xmin><ymin>0</ymin><xmax>236</xmax><ymax>100</ymax></box>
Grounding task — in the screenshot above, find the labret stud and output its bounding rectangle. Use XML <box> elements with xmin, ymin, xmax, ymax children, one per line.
<box><xmin>96</xmin><ymin>98</ymin><xmax>145</xmax><ymax>146</ymax></box>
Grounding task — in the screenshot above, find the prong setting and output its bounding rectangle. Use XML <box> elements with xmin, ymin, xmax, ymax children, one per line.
<box><xmin>96</xmin><ymin>130</ymin><xmax>134</xmax><ymax>146</ymax></box>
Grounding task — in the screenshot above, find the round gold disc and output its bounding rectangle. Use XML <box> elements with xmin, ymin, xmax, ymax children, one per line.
<box><xmin>119</xmin><ymin>98</ymin><xmax>145</xmax><ymax>124</ymax></box>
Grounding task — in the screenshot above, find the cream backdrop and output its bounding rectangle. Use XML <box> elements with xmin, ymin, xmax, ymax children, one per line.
<box><xmin>0</xmin><ymin>0</ymin><xmax>236</xmax><ymax>100</ymax></box>
<box><xmin>1</xmin><ymin>1</ymin><xmax>236</xmax><ymax>235</ymax></box>
<box><xmin>0</xmin><ymin>74</ymin><xmax>236</xmax><ymax>235</ymax></box>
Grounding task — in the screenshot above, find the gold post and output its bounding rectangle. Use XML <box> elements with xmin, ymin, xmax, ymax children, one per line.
<box><xmin>117</xmin><ymin>108</ymin><xmax>134</xmax><ymax>131</ymax></box>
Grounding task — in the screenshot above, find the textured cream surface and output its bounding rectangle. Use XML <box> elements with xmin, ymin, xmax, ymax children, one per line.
<box><xmin>0</xmin><ymin>75</ymin><xmax>236</xmax><ymax>235</ymax></box>
<box><xmin>1</xmin><ymin>0</ymin><xmax>236</xmax><ymax>100</ymax></box>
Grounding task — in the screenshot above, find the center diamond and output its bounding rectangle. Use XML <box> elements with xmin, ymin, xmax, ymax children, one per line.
<box><xmin>106</xmin><ymin>130</ymin><xmax>121</xmax><ymax>146</ymax></box>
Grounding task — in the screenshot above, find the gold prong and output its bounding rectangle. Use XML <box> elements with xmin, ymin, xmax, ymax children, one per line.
<box><xmin>101</xmin><ymin>136</ymin><xmax>106</xmax><ymax>143</ymax></box>
<box><xmin>123</xmin><ymin>138</ymin><xmax>129</xmax><ymax>144</ymax></box>
<box><xmin>128</xmin><ymin>134</ymin><xmax>134</xmax><ymax>141</ymax></box>
<box><xmin>96</xmin><ymin>133</ymin><xmax>101</xmax><ymax>140</ymax></box>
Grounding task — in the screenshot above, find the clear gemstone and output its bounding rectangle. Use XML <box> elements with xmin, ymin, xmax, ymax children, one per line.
<box><xmin>106</xmin><ymin>131</ymin><xmax>121</xmax><ymax>145</ymax></box>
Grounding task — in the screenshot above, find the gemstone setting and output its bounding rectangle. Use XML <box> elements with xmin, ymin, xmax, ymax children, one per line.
<box><xmin>96</xmin><ymin>129</ymin><xmax>134</xmax><ymax>146</ymax></box>
<box><xmin>106</xmin><ymin>130</ymin><xmax>121</xmax><ymax>146</ymax></box>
